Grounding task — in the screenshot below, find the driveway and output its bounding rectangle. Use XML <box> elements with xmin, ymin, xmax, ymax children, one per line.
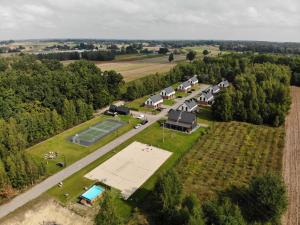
<box><xmin>0</xmin><ymin>84</ymin><xmax>208</xmax><ymax>219</ymax></box>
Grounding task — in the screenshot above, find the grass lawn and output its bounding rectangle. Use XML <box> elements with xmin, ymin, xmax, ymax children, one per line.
<box><xmin>163</xmin><ymin>99</ymin><xmax>176</xmax><ymax>106</ymax></box>
<box><xmin>125</xmin><ymin>96</ymin><xmax>159</xmax><ymax>114</ymax></box>
<box><xmin>176</xmin><ymin>121</ymin><xmax>285</xmax><ymax>201</ymax></box>
<box><xmin>28</xmin><ymin>115</ymin><xmax>139</xmax><ymax>175</ymax></box>
<box><xmin>47</xmin><ymin>115</ymin><xmax>209</xmax><ymax>221</ymax></box>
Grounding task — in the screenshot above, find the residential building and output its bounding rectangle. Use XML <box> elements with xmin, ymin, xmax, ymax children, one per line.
<box><xmin>178</xmin><ymin>81</ymin><xmax>192</xmax><ymax>92</ymax></box>
<box><xmin>165</xmin><ymin>109</ymin><xmax>197</xmax><ymax>132</ymax></box>
<box><xmin>144</xmin><ymin>94</ymin><xmax>163</xmax><ymax>109</ymax></box>
<box><xmin>160</xmin><ymin>86</ymin><xmax>176</xmax><ymax>99</ymax></box>
<box><xmin>178</xmin><ymin>99</ymin><xmax>198</xmax><ymax>112</ymax></box>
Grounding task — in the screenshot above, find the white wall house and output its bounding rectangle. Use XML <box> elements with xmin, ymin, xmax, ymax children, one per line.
<box><xmin>178</xmin><ymin>99</ymin><xmax>198</xmax><ymax>112</ymax></box>
<box><xmin>218</xmin><ymin>80</ymin><xmax>229</xmax><ymax>88</ymax></box>
<box><xmin>178</xmin><ymin>81</ymin><xmax>192</xmax><ymax>92</ymax></box>
<box><xmin>144</xmin><ymin>95</ymin><xmax>163</xmax><ymax>109</ymax></box>
<box><xmin>160</xmin><ymin>87</ymin><xmax>175</xmax><ymax>99</ymax></box>
<box><xmin>205</xmin><ymin>85</ymin><xmax>220</xmax><ymax>95</ymax></box>
<box><xmin>188</xmin><ymin>76</ymin><xmax>199</xmax><ymax>86</ymax></box>
<box><xmin>198</xmin><ymin>92</ymin><xmax>214</xmax><ymax>105</ymax></box>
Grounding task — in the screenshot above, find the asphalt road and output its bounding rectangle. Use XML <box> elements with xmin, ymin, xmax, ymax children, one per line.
<box><xmin>0</xmin><ymin>85</ymin><xmax>208</xmax><ymax>219</ymax></box>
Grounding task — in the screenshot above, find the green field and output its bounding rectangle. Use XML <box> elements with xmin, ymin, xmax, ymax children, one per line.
<box><xmin>176</xmin><ymin>121</ymin><xmax>284</xmax><ymax>201</ymax></box>
<box><xmin>28</xmin><ymin>115</ymin><xmax>139</xmax><ymax>175</ymax></box>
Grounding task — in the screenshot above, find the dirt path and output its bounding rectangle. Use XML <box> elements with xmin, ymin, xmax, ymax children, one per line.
<box><xmin>282</xmin><ymin>86</ymin><xmax>300</xmax><ymax>225</ymax></box>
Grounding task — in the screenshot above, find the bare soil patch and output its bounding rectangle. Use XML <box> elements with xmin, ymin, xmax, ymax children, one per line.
<box><xmin>1</xmin><ymin>199</ymin><xmax>92</xmax><ymax>225</ymax></box>
<box><xmin>282</xmin><ymin>86</ymin><xmax>300</xmax><ymax>225</ymax></box>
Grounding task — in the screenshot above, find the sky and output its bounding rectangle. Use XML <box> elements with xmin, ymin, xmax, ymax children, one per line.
<box><xmin>0</xmin><ymin>0</ymin><xmax>300</xmax><ymax>42</ymax></box>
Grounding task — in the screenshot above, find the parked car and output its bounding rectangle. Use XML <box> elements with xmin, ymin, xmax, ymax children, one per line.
<box><xmin>141</xmin><ymin>120</ymin><xmax>148</xmax><ymax>125</ymax></box>
<box><xmin>134</xmin><ymin>124</ymin><xmax>142</xmax><ymax>129</ymax></box>
<box><xmin>135</xmin><ymin>114</ymin><xmax>145</xmax><ymax>120</ymax></box>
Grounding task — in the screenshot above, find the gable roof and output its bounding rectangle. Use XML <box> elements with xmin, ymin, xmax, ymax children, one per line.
<box><xmin>183</xmin><ymin>99</ymin><xmax>198</xmax><ymax>109</ymax></box>
<box><xmin>149</xmin><ymin>94</ymin><xmax>163</xmax><ymax>103</ymax></box>
<box><xmin>109</xmin><ymin>105</ymin><xmax>130</xmax><ymax>114</ymax></box>
<box><xmin>163</xmin><ymin>86</ymin><xmax>175</xmax><ymax>95</ymax></box>
<box><xmin>212</xmin><ymin>85</ymin><xmax>220</xmax><ymax>92</ymax></box>
<box><xmin>180</xmin><ymin>81</ymin><xmax>191</xmax><ymax>89</ymax></box>
<box><xmin>200</xmin><ymin>92</ymin><xmax>214</xmax><ymax>100</ymax></box>
<box><xmin>219</xmin><ymin>80</ymin><xmax>229</xmax><ymax>87</ymax></box>
<box><xmin>167</xmin><ymin>109</ymin><xmax>196</xmax><ymax>124</ymax></box>
<box><xmin>189</xmin><ymin>76</ymin><xmax>198</xmax><ymax>83</ymax></box>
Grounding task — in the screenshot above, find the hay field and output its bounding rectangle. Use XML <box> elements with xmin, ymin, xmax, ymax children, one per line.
<box><xmin>96</xmin><ymin>54</ymin><xmax>186</xmax><ymax>82</ymax></box>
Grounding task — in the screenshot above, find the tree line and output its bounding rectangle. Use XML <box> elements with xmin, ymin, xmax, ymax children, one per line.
<box><xmin>212</xmin><ymin>62</ymin><xmax>291</xmax><ymax>126</ymax></box>
<box><xmin>37</xmin><ymin>50</ymin><xmax>116</xmax><ymax>61</ymax></box>
<box><xmin>95</xmin><ymin>171</ymin><xmax>287</xmax><ymax>225</ymax></box>
<box><xmin>0</xmin><ymin>56</ymin><xmax>124</xmax><ymax>200</ymax></box>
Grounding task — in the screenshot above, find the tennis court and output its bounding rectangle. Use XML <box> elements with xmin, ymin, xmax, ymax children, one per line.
<box><xmin>70</xmin><ymin>119</ymin><xmax>125</xmax><ymax>146</ymax></box>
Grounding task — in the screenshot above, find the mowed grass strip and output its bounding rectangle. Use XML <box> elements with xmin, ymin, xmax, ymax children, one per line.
<box><xmin>176</xmin><ymin>121</ymin><xmax>285</xmax><ymax>201</ymax></box>
<box><xmin>28</xmin><ymin>115</ymin><xmax>139</xmax><ymax>175</ymax></box>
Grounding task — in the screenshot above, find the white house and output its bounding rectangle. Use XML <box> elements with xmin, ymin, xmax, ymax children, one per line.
<box><xmin>144</xmin><ymin>94</ymin><xmax>163</xmax><ymax>109</ymax></box>
<box><xmin>218</xmin><ymin>80</ymin><xmax>229</xmax><ymax>88</ymax></box>
<box><xmin>178</xmin><ymin>81</ymin><xmax>192</xmax><ymax>92</ymax></box>
<box><xmin>160</xmin><ymin>86</ymin><xmax>175</xmax><ymax>99</ymax></box>
<box><xmin>178</xmin><ymin>99</ymin><xmax>198</xmax><ymax>112</ymax></box>
<box><xmin>205</xmin><ymin>85</ymin><xmax>220</xmax><ymax>95</ymax></box>
<box><xmin>198</xmin><ymin>92</ymin><xmax>214</xmax><ymax>105</ymax></box>
<box><xmin>188</xmin><ymin>76</ymin><xmax>199</xmax><ymax>86</ymax></box>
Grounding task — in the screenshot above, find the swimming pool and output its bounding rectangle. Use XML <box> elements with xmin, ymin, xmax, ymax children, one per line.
<box><xmin>81</xmin><ymin>185</ymin><xmax>105</xmax><ymax>202</ymax></box>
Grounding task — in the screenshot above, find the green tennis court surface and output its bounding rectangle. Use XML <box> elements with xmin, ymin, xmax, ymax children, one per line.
<box><xmin>70</xmin><ymin>119</ymin><xmax>125</xmax><ymax>146</ymax></box>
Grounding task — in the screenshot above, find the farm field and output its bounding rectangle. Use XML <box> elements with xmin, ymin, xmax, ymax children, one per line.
<box><xmin>28</xmin><ymin>115</ymin><xmax>139</xmax><ymax>175</ymax></box>
<box><xmin>176</xmin><ymin>121</ymin><xmax>285</xmax><ymax>201</ymax></box>
<box><xmin>96</xmin><ymin>54</ymin><xmax>186</xmax><ymax>82</ymax></box>
<box><xmin>282</xmin><ymin>86</ymin><xmax>300</xmax><ymax>225</ymax></box>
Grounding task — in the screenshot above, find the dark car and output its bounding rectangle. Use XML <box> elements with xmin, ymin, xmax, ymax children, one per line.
<box><xmin>141</xmin><ymin>120</ymin><xmax>149</xmax><ymax>125</ymax></box>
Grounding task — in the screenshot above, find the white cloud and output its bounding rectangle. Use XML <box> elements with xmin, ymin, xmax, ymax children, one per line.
<box><xmin>0</xmin><ymin>0</ymin><xmax>299</xmax><ymax>42</ymax></box>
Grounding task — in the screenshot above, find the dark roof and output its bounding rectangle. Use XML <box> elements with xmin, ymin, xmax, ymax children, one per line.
<box><xmin>163</xmin><ymin>86</ymin><xmax>175</xmax><ymax>95</ymax></box>
<box><xmin>180</xmin><ymin>81</ymin><xmax>191</xmax><ymax>89</ymax></box>
<box><xmin>109</xmin><ymin>105</ymin><xmax>130</xmax><ymax>114</ymax></box>
<box><xmin>149</xmin><ymin>94</ymin><xmax>163</xmax><ymax>103</ymax></box>
<box><xmin>109</xmin><ymin>105</ymin><xmax>118</xmax><ymax>111</ymax></box>
<box><xmin>167</xmin><ymin>109</ymin><xmax>196</xmax><ymax>124</ymax></box>
<box><xmin>117</xmin><ymin>106</ymin><xmax>130</xmax><ymax>114</ymax></box>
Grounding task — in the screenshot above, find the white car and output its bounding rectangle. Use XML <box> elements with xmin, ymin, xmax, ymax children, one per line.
<box><xmin>134</xmin><ymin>124</ymin><xmax>142</xmax><ymax>129</ymax></box>
<box><xmin>135</xmin><ymin>114</ymin><xmax>145</xmax><ymax>120</ymax></box>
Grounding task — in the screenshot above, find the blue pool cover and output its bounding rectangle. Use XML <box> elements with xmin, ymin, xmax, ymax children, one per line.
<box><xmin>81</xmin><ymin>185</ymin><xmax>105</xmax><ymax>201</ymax></box>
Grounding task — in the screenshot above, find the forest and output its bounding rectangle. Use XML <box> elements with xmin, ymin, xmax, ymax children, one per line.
<box><xmin>0</xmin><ymin>56</ymin><xmax>123</xmax><ymax>200</ymax></box>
